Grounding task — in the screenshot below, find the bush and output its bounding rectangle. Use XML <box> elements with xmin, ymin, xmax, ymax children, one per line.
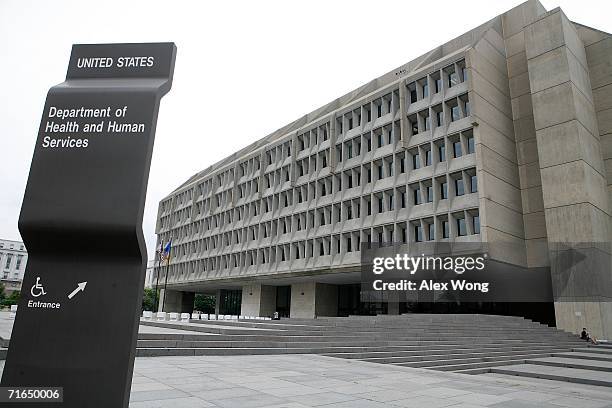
<box><xmin>194</xmin><ymin>294</ymin><xmax>215</xmax><ymax>313</ymax></box>
<box><xmin>2</xmin><ymin>290</ymin><xmax>20</xmax><ymax>307</ymax></box>
<box><xmin>142</xmin><ymin>288</ymin><xmax>157</xmax><ymax>312</ymax></box>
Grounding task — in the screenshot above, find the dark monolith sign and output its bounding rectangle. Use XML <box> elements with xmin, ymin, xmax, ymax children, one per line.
<box><xmin>1</xmin><ymin>43</ymin><xmax>176</xmax><ymax>407</ymax></box>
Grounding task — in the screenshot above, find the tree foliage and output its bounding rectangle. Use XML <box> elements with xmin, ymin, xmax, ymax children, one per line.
<box><xmin>194</xmin><ymin>294</ymin><xmax>215</xmax><ymax>313</ymax></box>
<box><xmin>142</xmin><ymin>287</ymin><xmax>157</xmax><ymax>312</ymax></box>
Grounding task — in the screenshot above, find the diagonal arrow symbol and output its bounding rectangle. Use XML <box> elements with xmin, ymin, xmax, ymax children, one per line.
<box><xmin>68</xmin><ymin>282</ymin><xmax>87</xmax><ymax>299</ymax></box>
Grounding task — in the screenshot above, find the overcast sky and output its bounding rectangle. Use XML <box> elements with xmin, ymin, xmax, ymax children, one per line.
<box><xmin>0</xmin><ymin>0</ymin><xmax>609</xmax><ymax>258</ymax></box>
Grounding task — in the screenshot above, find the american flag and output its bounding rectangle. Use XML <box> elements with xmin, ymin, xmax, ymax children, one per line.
<box><xmin>159</xmin><ymin>240</ymin><xmax>172</xmax><ymax>264</ymax></box>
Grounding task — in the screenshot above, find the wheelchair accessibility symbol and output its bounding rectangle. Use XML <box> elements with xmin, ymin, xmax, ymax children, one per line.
<box><xmin>30</xmin><ymin>277</ymin><xmax>47</xmax><ymax>297</ymax></box>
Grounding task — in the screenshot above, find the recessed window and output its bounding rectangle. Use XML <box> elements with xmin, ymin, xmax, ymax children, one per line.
<box><xmin>442</xmin><ymin>220</ymin><xmax>450</xmax><ymax>238</ymax></box>
<box><xmin>414</xmin><ymin>189</ymin><xmax>422</xmax><ymax>205</ymax></box>
<box><xmin>457</xmin><ymin>217</ymin><xmax>467</xmax><ymax>236</ymax></box>
<box><xmin>470</xmin><ymin>175</ymin><xmax>478</xmax><ymax>193</ymax></box>
<box><xmin>436</xmin><ymin>111</ymin><xmax>444</xmax><ymax>127</ymax></box>
<box><xmin>426</xmin><ymin>186</ymin><xmax>433</xmax><ymax>202</ymax></box>
<box><xmin>428</xmin><ymin>223</ymin><xmax>435</xmax><ymax>241</ymax></box>
<box><xmin>410</xmin><ymin>89</ymin><xmax>417</xmax><ymax>103</ymax></box>
<box><xmin>455</xmin><ymin>179</ymin><xmax>465</xmax><ymax>196</ymax></box>
<box><xmin>453</xmin><ymin>140</ymin><xmax>462</xmax><ymax>158</ymax></box>
<box><xmin>473</xmin><ymin>214</ymin><xmax>480</xmax><ymax>234</ymax></box>
<box><xmin>413</xmin><ymin>153</ymin><xmax>420</xmax><ymax>170</ymax></box>
<box><xmin>438</xmin><ymin>144</ymin><xmax>446</xmax><ymax>162</ymax></box>
<box><xmin>425</xmin><ymin>149</ymin><xmax>432</xmax><ymax>166</ymax></box>
<box><xmin>415</xmin><ymin>225</ymin><xmax>423</xmax><ymax>242</ymax></box>
<box><xmin>440</xmin><ymin>181</ymin><xmax>448</xmax><ymax>199</ymax></box>
<box><xmin>451</xmin><ymin>105</ymin><xmax>460</xmax><ymax>121</ymax></box>
<box><xmin>422</xmin><ymin>81</ymin><xmax>429</xmax><ymax>97</ymax></box>
<box><xmin>467</xmin><ymin>135</ymin><xmax>475</xmax><ymax>154</ymax></box>
<box><xmin>435</xmin><ymin>78</ymin><xmax>442</xmax><ymax>93</ymax></box>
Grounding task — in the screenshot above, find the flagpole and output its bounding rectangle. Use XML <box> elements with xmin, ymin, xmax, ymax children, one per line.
<box><xmin>154</xmin><ymin>241</ymin><xmax>163</xmax><ymax>311</ymax></box>
<box><xmin>161</xmin><ymin>239</ymin><xmax>172</xmax><ymax>311</ymax></box>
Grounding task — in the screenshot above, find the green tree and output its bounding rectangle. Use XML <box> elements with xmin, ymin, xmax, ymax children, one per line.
<box><xmin>2</xmin><ymin>290</ymin><xmax>19</xmax><ymax>307</ymax></box>
<box><xmin>193</xmin><ymin>294</ymin><xmax>215</xmax><ymax>313</ymax></box>
<box><xmin>0</xmin><ymin>283</ymin><xmax>6</xmax><ymax>307</ymax></box>
<box><xmin>142</xmin><ymin>288</ymin><xmax>157</xmax><ymax>312</ymax></box>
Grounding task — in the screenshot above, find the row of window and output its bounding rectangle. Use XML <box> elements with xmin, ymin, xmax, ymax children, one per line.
<box><xmin>161</xmin><ymin>174</ymin><xmax>477</xmax><ymax>248</ymax></box>
<box><xmin>339</xmin><ymin>59</ymin><xmax>468</xmax><ymax>134</ymax></box>
<box><xmin>163</xmin><ymin>209</ymin><xmax>480</xmax><ymax>270</ymax></box>
<box><xmin>160</xmin><ymin>164</ymin><xmax>477</xmax><ymax>232</ymax></box>
<box><xmin>0</xmin><ymin>253</ymin><xmax>24</xmax><ymax>271</ymax></box>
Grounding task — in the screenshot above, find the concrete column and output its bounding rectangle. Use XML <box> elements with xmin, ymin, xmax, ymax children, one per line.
<box><xmin>214</xmin><ymin>289</ymin><xmax>221</xmax><ymax>316</ymax></box>
<box><xmin>159</xmin><ymin>289</ymin><xmax>194</xmax><ymax>313</ymax></box>
<box><xmin>525</xmin><ymin>9</ymin><xmax>612</xmax><ymax>339</ymax></box>
<box><xmin>240</xmin><ymin>284</ymin><xmax>276</xmax><ymax>317</ymax></box>
<box><xmin>290</xmin><ymin>282</ymin><xmax>338</xmax><ymax>319</ymax></box>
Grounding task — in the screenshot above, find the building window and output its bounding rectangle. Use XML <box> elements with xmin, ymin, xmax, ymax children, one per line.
<box><xmin>424</xmin><ymin>114</ymin><xmax>431</xmax><ymax>131</ymax></box>
<box><xmin>426</xmin><ymin>186</ymin><xmax>433</xmax><ymax>202</ymax></box>
<box><xmin>453</xmin><ymin>140</ymin><xmax>462</xmax><ymax>158</ymax></box>
<box><xmin>414</xmin><ymin>189</ymin><xmax>422</xmax><ymax>205</ymax></box>
<box><xmin>415</xmin><ymin>225</ymin><xmax>423</xmax><ymax>242</ymax></box>
<box><xmin>455</xmin><ymin>179</ymin><xmax>465</xmax><ymax>196</ymax></box>
<box><xmin>413</xmin><ymin>153</ymin><xmax>420</xmax><ymax>169</ymax></box>
<box><xmin>428</xmin><ymin>223</ymin><xmax>435</xmax><ymax>241</ymax></box>
<box><xmin>435</xmin><ymin>78</ymin><xmax>442</xmax><ymax>93</ymax></box>
<box><xmin>4</xmin><ymin>254</ymin><xmax>12</xmax><ymax>270</ymax></box>
<box><xmin>465</xmin><ymin>100</ymin><xmax>471</xmax><ymax>116</ymax></box>
<box><xmin>473</xmin><ymin>214</ymin><xmax>480</xmax><ymax>234</ymax></box>
<box><xmin>451</xmin><ymin>105</ymin><xmax>460</xmax><ymax>121</ymax></box>
<box><xmin>425</xmin><ymin>149</ymin><xmax>432</xmax><ymax>166</ymax></box>
<box><xmin>410</xmin><ymin>89</ymin><xmax>417</xmax><ymax>103</ymax></box>
<box><xmin>449</xmin><ymin>71</ymin><xmax>459</xmax><ymax>87</ymax></box>
<box><xmin>442</xmin><ymin>220</ymin><xmax>450</xmax><ymax>238</ymax></box>
<box><xmin>467</xmin><ymin>135</ymin><xmax>475</xmax><ymax>154</ymax></box>
<box><xmin>457</xmin><ymin>217</ymin><xmax>467</xmax><ymax>236</ymax></box>
<box><xmin>438</xmin><ymin>144</ymin><xmax>446</xmax><ymax>162</ymax></box>
<box><xmin>377</xmin><ymin>164</ymin><xmax>384</xmax><ymax>180</ymax></box>
<box><xmin>440</xmin><ymin>181</ymin><xmax>448</xmax><ymax>199</ymax></box>
<box><xmin>436</xmin><ymin>111</ymin><xmax>444</xmax><ymax>127</ymax></box>
<box><xmin>422</xmin><ymin>82</ymin><xmax>429</xmax><ymax>97</ymax></box>
<box><xmin>470</xmin><ymin>175</ymin><xmax>478</xmax><ymax>193</ymax></box>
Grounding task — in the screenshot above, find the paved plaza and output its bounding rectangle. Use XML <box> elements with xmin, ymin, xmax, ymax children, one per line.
<box><xmin>3</xmin><ymin>353</ymin><xmax>610</xmax><ymax>408</ymax></box>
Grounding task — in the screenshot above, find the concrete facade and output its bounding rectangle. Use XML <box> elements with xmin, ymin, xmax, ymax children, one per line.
<box><xmin>0</xmin><ymin>239</ymin><xmax>27</xmax><ymax>295</ymax></box>
<box><xmin>154</xmin><ymin>1</ymin><xmax>612</xmax><ymax>338</ymax></box>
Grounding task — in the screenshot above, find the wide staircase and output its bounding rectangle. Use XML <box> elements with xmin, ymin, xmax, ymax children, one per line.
<box><xmin>137</xmin><ymin>314</ymin><xmax>598</xmax><ymax>378</ymax></box>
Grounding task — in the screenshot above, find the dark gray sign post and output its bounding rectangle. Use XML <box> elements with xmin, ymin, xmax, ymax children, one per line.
<box><xmin>1</xmin><ymin>43</ymin><xmax>176</xmax><ymax>407</ymax></box>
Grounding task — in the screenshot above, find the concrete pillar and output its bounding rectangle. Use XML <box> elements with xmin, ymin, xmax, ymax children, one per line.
<box><xmin>214</xmin><ymin>289</ymin><xmax>221</xmax><ymax>316</ymax></box>
<box><xmin>525</xmin><ymin>9</ymin><xmax>612</xmax><ymax>339</ymax></box>
<box><xmin>290</xmin><ymin>282</ymin><xmax>338</xmax><ymax>319</ymax></box>
<box><xmin>159</xmin><ymin>289</ymin><xmax>194</xmax><ymax>313</ymax></box>
<box><xmin>240</xmin><ymin>284</ymin><xmax>276</xmax><ymax>317</ymax></box>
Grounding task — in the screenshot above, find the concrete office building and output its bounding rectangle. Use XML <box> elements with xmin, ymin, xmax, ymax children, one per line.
<box><xmin>0</xmin><ymin>239</ymin><xmax>28</xmax><ymax>295</ymax></box>
<box><xmin>155</xmin><ymin>0</ymin><xmax>612</xmax><ymax>338</ymax></box>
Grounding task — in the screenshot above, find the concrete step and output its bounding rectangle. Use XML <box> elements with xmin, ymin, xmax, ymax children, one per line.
<box><xmin>415</xmin><ymin>359</ymin><xmax>531</xmax><ymax>372</ymax></box>
<box><xmin>396</xmin><ymin>353</ymin><xmax>554</xmax><ymax>369</ymax></box>
<box><xmin>490</xmin><ymin>364</ymin><xmax>612</xmax><ymax>387</ymax></box>
<box><xmin>135</xmin><ymin>338</ymin><xmax>579</xmax><ymax>350</ymax></box>
<box><xmin>525</xmin><ymin>357</ymin><xmax>612</xmax><ymax>372</ymax></box>
<box><xmin>553</xmin><ymin>351</ymin><xmax>612</xmax><ymax>362</ymax></box>
<box><xmin>574</xmin><ymin>347</ymin><xmax>612</xmax><ymax>355</ymax></box>
<box><xmin>355</xmin><ymin>348</ymin><xmax>568</xmax><ymax>364</ymax></box>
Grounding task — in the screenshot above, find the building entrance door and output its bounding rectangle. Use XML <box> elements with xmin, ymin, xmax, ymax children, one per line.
<box><xmin>219</xmin><ymin>289</ymin><xmax>242</xmax><ymax>315</ymax></box>
<box><xmin>276</xmin><ymin>286</ymin><xmax>291</xmax><ymax>317</ymax></box>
